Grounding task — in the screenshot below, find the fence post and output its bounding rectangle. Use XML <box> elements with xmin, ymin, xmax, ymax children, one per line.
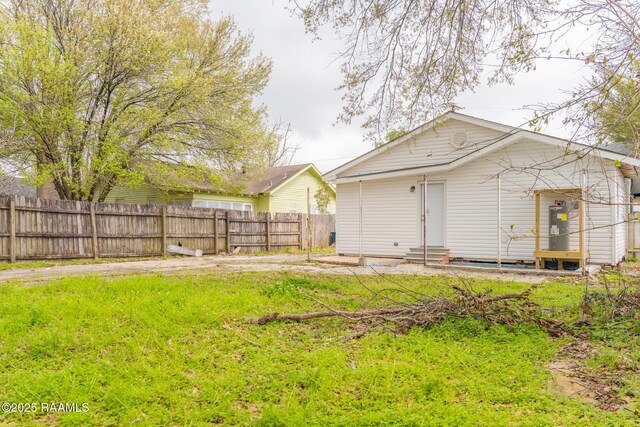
<box><xmin>266</xmin><ymin>212</ymin><xmax>271</xmax><ymax>252</ymax></box>
<box><xmin>90</xmin><ymin>203</ymin><xmax>99</xmax><ymax>259</ymax></box>
<box><xmin>226</xmin><ymin>210</ymin><xmax>231</xmax><ymax>253</ymax></box>
<box><xmin>214</xmin><ymin>210</ymin><xmax>219</xmax><ymax>254</ymax></box>
<box><xmin>9</xmin><ymin>196</ymin><xmax>16</xmax><ymax>263</ymax></box>
<box><xmin>307</xmin><ymin>187</ymin><xmax>311</xmax><ymax>260</ymax></box>
<box><xmin>298</xmin><ymin>213</ymin><xmax>303</xmax><ymax>250</ymax></box>
<box><xmin>161</xmin><ymin>206</ymin><xmax>167</xmax><ymax>257</ymax></box>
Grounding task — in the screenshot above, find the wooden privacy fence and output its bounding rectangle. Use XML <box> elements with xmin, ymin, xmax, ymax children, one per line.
<box><xmin>0</xmin><ymin>195</ymin><xmax>335</xmax><ymax>262</ymax></box>
<box><xmin>628</xmin><ymin>212</ymin><xmax>640</xmax><ymax>259</ymax></box>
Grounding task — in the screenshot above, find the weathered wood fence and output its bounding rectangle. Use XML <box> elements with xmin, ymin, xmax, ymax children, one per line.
<box><xmin>628</xmin><ymin>212</ymin><xmax>640</xmax><ymax>258</ymax></box>
<box><xmin>0</xmin><ymin>195</ymin><xmax>335</xmax><ymax>261</ymax></box>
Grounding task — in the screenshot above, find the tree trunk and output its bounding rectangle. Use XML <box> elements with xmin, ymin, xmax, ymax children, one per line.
<box><xmin>36</xmin><ymin>181</ymin><xmax>55</xmax><ymax>199</ymax></box>
<box><xmin>36</xmin><ymin>162</ymin><xmax>55</xmax><ymax>199</ymax></box>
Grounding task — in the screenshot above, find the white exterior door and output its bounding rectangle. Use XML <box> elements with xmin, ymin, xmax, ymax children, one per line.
<box><xmin>420</xmin><ymin>183</ymin><xmax>445</xmax><ymax>246</ymax></box>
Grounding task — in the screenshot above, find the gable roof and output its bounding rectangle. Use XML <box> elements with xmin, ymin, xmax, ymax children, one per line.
<box><xmin>323</xmin><ymin>111</ymin><xmax>640</xmax><ymax>182</ymax></box>
<box><xmin>188</xmin><ymin>163</ymin><xmax>334</xmax><ymax>196</ymax></box>
<box><xmin>249</xmin><ymin>163</ymin><xmax>319</xmax><ymax>195</ymax></box>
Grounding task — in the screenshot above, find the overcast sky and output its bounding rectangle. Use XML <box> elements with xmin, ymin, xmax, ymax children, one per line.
<box><xmin>212</xmin><ymin>1</ymin><xmax>592</xmax><ymax>172</ymax></box>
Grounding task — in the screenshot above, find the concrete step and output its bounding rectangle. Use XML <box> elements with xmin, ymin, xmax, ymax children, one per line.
<box><xmin>404</xmin><ymin>246</ymin><xmax>450</xmax><ymax>263</ymax></box>
<box><xmin>407</xmin><ymin>249</ymin><xmax>447</xmax><ymax>255</ymax></box>
<box><xmin>405</xmin><ymin>257</ymin><xmax>446</xmax><ymax>263</ymax></box>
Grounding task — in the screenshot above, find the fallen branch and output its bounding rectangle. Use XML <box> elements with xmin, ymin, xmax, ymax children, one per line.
<box><xmin>249</xmin><ymin>308</ymin><xmax>405</xmax><ymax>325</ymax></box>
<box><xmin>248</xmin><ymin>286</ymin><xmax>566</xmax><ymax>336</ymax></box>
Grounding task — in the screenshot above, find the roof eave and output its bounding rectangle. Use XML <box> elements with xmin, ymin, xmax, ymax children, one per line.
<box><xmin>323</xmin><ymin>111</ymin><xmax>522</xmax><ymax>181</ymax></box>
<box><xmin>270</xmin><ymin>164</ymin><xmax>335</xmax><ymax>196</ymax></box>
<box><xmin>333</xmin><ymin>131</ymin><xmax>640</xmax><ymax>184</ymax></box>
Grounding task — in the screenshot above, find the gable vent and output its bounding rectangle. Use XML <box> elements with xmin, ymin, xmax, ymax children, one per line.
<box><xmin>450</xmin><ymin>131</ymin><xmax>469</xmax><ymax>149</ymax></box>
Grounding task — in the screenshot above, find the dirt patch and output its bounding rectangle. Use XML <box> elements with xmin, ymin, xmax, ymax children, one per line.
<box><xmin>549</xmin><ymin>340</ymin><xmax>632</xmax><ymax>411</ymax></box>
<box><xmin>620</xmin><ymin>262</ymin><xmax>640</xmax><ymax>277</ymax></box>
<box><xmin>0</xmin><ymin>254</ymin><xmax>559</xmax><ymax>285</ymax></box>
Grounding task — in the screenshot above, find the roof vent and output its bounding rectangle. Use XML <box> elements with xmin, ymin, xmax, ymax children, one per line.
<box><xmin>450</xmin><ymin>131</ymin><xmax>469</xmax><ymax>149</ymax></box>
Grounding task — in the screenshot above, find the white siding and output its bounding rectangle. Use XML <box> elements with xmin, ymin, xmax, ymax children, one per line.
<box><xmin>339</xmin><ymin>119</ymin><xmax>505</xmax><ymax>177</ymax></box>
<box><xmin>336</xmin><ymin>137</ymin><xmax>624</xmax><ymax>265</ymax></box>
<box><xmin>613</xmin><ymin>174</ymin><xmax>629</xmax><ymax>264</ymax></box>
<box><xmin>336</xmin><ymin>176</ymin><xmax>418</xmax><ymax>257</ymax></box>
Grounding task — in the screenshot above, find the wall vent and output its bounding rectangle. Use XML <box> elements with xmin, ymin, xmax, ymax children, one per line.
<box><xmin>450</xmin><ymin>131</ymin><xmax>469</xmax><ymax>149</ymax></box>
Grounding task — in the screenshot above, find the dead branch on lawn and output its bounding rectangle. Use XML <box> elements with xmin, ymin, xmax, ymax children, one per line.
<box><xmin>581</xmin><ymin>274</ymin><xmax>640</xmax><ymax>322</ymax></box>
<box><xmin>248</xmin><ymin>279</ymin><xmax>567</xmax><ymax>336</ymax></box>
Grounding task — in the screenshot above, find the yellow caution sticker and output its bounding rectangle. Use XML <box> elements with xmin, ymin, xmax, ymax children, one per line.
<box><xmin>561</xmin><ymin>213</ymin><xmax>567</xmax><ymax>221</ymax></box>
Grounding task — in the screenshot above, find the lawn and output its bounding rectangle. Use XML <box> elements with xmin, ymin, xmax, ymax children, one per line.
<box><xmin>0</xmin><ymin>270</ymin><xmax>637</xmax><ymax>426</ymax></box>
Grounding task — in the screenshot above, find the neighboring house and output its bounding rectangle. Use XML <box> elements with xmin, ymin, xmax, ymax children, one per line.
<box><xmin>324</xmin><ymin>111</ymin><xmax>640</xmax><ymax>266</ymax></box>
<box><xmin>105</xmin><ymin>163</ymin><xmax>336</xmax><ymax>214</ymax></box>
<box><xmin>0</xmin><ymin>176</ymin><xmax>60</xmax><ymax>199</ymax></box>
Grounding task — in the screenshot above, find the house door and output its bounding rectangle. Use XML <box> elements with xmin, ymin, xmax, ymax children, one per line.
<box><xmin>420</xmin><ymin>183</ymin><xmax>445</xmax><ymax>246</ymax></box>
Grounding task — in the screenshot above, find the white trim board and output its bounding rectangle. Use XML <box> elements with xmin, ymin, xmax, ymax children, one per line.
<box><xmin>332</xmin><ymin>130</ymin><xmax>640</xmax><ymax>184</ymax></box>
<box><xmin>324</xmin><ymin>112</ymin><xmax>640</xmax><ymax>182</ymax></box>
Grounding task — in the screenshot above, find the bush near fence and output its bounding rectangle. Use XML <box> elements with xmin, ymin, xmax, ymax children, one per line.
<box><xmin>0</xmin><ymin>195</ymin><xmax>335</xmax><ymax>261</ymax></box>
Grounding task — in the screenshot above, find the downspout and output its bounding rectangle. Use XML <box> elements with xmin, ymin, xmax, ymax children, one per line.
<box><xmin>611</xmin><ymin>173</ymin><xmax>618</xmax><ymax>265</ymax></box>
<box><xmin>497</xmin><ymin>173</ymin><xmax>502</xmax><ymax>268</ymax></box>
<box><xmin>423</xmin><ymin>174</ymin><xmax>427</xmax><ymax>266</ymax></box>
<box><xmin>581</xmin><ymin>170</ymin><xmax>587</xmax><ymax>273</ymax></box>
<box><xmin>359</xmin><ymin>180</ymin><xmax>364</xmax><ymax>266</ymax></box>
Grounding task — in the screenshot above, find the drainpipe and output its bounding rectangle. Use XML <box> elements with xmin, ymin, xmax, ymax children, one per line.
<box><xmin>423</xmin><ymin>174</ymin><xmax>427</xmax><ymax>266</ymax></box>
<box><xmin>497</xmin><ymin>173</ymin><xmax>502</xmax><ymax>268</ymax></box>
<box><xmin>581</xmin><ymin>170</ymin><xmax>587</xmax><ymax>274</ymax></box>
<box><xmin>359</xmin><ymin>180</ymin><xmax>364</xmax><ymax>266</ymax></box>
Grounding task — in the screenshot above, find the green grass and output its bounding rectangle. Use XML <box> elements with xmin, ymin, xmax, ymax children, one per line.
<box><xmin>0</xmin><ymin>271</ymin><xmax>637</xmax><ymax>426</ymax></box>
<box><xmin>0</xmin><ymin>256</ymin><xmax>159</xmax><ymax>271</ymax></box>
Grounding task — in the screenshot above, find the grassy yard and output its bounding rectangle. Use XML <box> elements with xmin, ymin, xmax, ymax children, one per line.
<box><xmin>0</xmin><ymin>270</ymin><xmax>638</xmax><ymax>426</ymax></box>
<box><xmin>0</xmin><ymin>257</ymin><xmax>159</xmax><ymax>271</ymax></box>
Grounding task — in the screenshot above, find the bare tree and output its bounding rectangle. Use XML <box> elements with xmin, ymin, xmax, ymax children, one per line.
<box><xmin>265</xmin><ymin>122</ymin><xmax>300</xmax><ymax>166</ymax></box>
<box><xmin>291</xmin><ymin>0</ymin><xmax>640</xmax><ymax>144</ymax></box>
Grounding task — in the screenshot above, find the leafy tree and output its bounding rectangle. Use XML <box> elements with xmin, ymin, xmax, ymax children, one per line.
<box><xmin>291</xmin><ymin>0</ymin><xmax>640</xmax><ymax>143</ymax></box>
<box><xmin>0</xmin><ymin>0</ymin><xmax>275</xmax><ymax>201</ymax></box>
<box><xmin>314</xmin><ymin>182</ymin><xmax>333</xmax><ymax>214</ymax></box>
<box><xmin>385</xmin><ymin>129</ymin><xmax>407</xmax><ymax>142</ymax></box>
<box><xmin>586</xmin><ymin>68</ymin><xmax>640</xmax><ymax>150</ymax></box>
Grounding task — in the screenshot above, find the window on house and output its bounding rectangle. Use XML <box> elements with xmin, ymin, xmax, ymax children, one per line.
<box><xmin>147</xmin><ymin>198</ymin><xmax>157</xmax><ymax>205</ymax></box>
<box><xmin>290</xmin><ymin>202</ymin><xmax>297</xmax><ymax>214</ymax></box>
<box><xmin>115</xmin><ymin>198</ymin><xmax>125</xmax><ymax>204</ymax></box>
<box><xmin>190</xmin><ymin>199</ymin><xmax>253</xmax><ymax>211</ymax></box>
<box><xmin>312</xmin><ymin>204</ymin><xmax>319</xmax><ymax>214</ymax></box>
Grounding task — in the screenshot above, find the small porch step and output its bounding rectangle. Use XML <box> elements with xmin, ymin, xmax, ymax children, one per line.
<box><xmin>405</xmin><ymin>246</ymin><xmax>450</xmax><ymax>264</ymax></box>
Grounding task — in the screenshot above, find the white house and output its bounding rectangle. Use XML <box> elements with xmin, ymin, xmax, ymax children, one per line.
<box><xmin>323</xmin><ymin>112</ymin><xmax>640</xmax><ymax>268</ymax></box>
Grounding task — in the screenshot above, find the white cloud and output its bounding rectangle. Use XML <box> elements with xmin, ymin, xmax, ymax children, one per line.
<box><xmin>211</xmin><ymin>1</ymin><xmax>596</xmax><ymax>172</ymax></box>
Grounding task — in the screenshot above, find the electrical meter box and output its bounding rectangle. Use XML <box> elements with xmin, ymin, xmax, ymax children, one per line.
<box><xmin>549</xmin><ymin>204</ymin><xmax>571</xmax><ymax>251</ymax></box>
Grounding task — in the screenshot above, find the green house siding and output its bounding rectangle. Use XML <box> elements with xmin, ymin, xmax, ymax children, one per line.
<box><xmin>269</xmin><ymin>170</ymin><xmax>336</xmax><ymax>214</ymax></box>
<box><xmin>190</xmin><ymin>192</ymin><xmax>258</xmax><ymax>210</ymax></box>
<box><xmin>105</xmin><ymin>184</ymin><xmax>255</xmax><ymax>209</ymax></box>
<box><xmin>104</xmin><ymin>184</ymin><xmax>167</xmax><ymax>204</ymax></box>
<box><xmin>104</xmin><ymin>165</ymin><xmax>334</xmax><ymax>214</ymax></box>
<box><xmin>256</xmin><ymin>195</ymin><xmax>270</xmax><ymax>212</ymax></box>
